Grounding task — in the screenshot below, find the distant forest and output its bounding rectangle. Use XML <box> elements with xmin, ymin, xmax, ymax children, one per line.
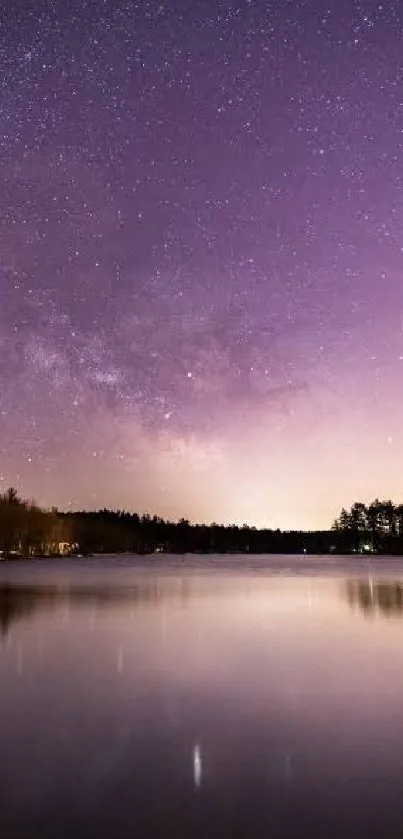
<box><xmin>1</xmin><ymin>489</ymin><xmax>403</xmax><ymax>557</ymax></box>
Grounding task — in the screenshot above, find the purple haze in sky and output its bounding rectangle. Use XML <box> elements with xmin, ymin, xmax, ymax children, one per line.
<box><xmin>1</xmin><ymin>0</ymin><xmax>403</xmax><ymax>527</ymax></box>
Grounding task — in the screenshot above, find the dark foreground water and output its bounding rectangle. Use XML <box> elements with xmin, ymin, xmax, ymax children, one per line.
<box><xmin>1</xmin><ymin>555</ymin><xmax>403</xmax><ymax>838</ymax></box>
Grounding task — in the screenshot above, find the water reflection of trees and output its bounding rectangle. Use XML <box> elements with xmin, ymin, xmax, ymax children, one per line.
<box><xmin>0</xmin><ymin>580</ymin><xmax>194</xmax><ymax>635</ymax></box>
<box><xmin>345</xmin><ymin>579</ymin><xmax>403</xmax><ymax>618</ymax></box>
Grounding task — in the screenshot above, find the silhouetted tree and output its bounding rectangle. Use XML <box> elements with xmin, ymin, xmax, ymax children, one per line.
<box><xmin>3</xmin><ymin>489</ymin><xmax>403</xmax><ymax>559</ymax></box>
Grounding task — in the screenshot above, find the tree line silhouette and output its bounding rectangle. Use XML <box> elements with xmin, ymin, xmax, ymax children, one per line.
<box><xmin>0</xmin><ymin>488</ymin><xmax>73</xmax><ymax>557</ymax></box>
<box><xmin>2</xmin><ymin>488</ymin><xmax>403</xmax><ymax>557</ymax></box>
<box><xmin>332</xmin><ymin>499</ymin><xmax>403</xmax><ymax>554</ymax></box>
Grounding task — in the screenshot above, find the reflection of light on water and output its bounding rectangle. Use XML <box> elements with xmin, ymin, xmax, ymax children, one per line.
<box><xmin>61</xmin><ymin>607</ymin><xmax>70</xmax><ymax>625</ymax></box>
<box><xmin>193</xmin><ymin>743</ymin><xmax>202</xmax><ymax>789</ymax></box>
<box><xmin>16</xmin><ymin>644</ymin><xmax>23</xmax><ymax>676</ymax></box>
<box><xmin>305</xmin><ymin>581</ymin><xmax>319</xmax><ymax>612</ymax></box>
<box><xmin>36</xmin><ymin>631</ymin><xmax>44</xmax><ymax>655</ymax></box>
<box><xmin>268</xmin><ymin>749</ymin><xmax>295</xmax><ymax>783</ymax></box>
<box><xmin>117</xmin><ymin>648</ymin><xmax>124</xmax><ymax>674</ymax></box>
<box><xmin>284</xmin><ymin>752</ymin><xmax>293</xmax><ymax>781</ymax></box>
<box><xmin>160</xmin><ymin>610</ymin><xmax>167</xmax><ymax>644</ymax></box>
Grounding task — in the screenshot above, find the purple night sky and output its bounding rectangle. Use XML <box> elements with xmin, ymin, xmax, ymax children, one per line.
<box><xmin>1</xmin><ymin>0</ymin><xmax>402</xmax><ymax>529</ymax></box>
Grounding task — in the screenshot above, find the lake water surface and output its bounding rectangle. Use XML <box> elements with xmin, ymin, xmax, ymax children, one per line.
<box><xmin>1</xmin><ymin>554</ymin><xmax>403</xmax><ymax>838</ymax></box>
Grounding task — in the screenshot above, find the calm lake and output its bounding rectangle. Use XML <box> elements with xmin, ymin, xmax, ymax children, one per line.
<box><xmin>1</xmin><ymin>554</ymin><xmax>403</xmax><ymax>838</ymax></box>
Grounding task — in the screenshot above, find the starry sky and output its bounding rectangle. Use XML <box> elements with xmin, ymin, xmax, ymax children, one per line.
<box><xmin>1</xmin><ymin>0</ymin><xmax>403</xmax><ymax>530</ymax></box>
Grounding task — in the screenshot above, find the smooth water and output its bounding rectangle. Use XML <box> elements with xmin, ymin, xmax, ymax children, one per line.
<box><xmin>1</xmin><ymin>554</ymin><xmax>403</xmax><ymax>838</ymax></box>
